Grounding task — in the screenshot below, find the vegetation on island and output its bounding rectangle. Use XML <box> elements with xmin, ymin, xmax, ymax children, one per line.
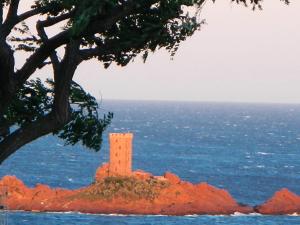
<box><xmin>0</xmin><ymin>0</ymin><xmax>290</xmax><ymax>164</ymax></box>
<box><xmin>75</xmin><ymin>176</ymin><xmax>170</xmax><ymax>201</ymax></box>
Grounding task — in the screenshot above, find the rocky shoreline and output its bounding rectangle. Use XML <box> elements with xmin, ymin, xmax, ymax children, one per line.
<box><xmin>0</xmin><ymin>164</ymin><xmax>299</xmax><ymax>216</ymax></box>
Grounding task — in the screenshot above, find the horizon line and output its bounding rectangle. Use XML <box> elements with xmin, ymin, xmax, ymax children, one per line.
<box><xmin>97</xmin><ymin>98</ymin><xmax>300</xmax><ymax>105</ymax></box>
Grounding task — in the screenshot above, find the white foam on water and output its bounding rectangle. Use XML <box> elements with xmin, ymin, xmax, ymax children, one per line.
<box><xmin>231</xmin><ymin>212</ymin><xmax>262</xmax><ymax>217</ymax></box>
<box><xmin>284</xmin><ymin>165</ymin><xmax>295</xmax><ymax>168</ymax></box>
<box><xmin>10</xmin><ymin>210</ymin><xmax>300</xmax><ymax>218</ymax></box>
<box><xmin>249</xmin><ymin>213</ymin><xmax>262</xmax><ymax>216</ymax></box>
<box><xmin>257</xmin><ymin>152</ymin><xmax>274</xmax><ymax>155</ymax></box>
<box><xmin>231</xmin><ymin>212</ymin><xmax>247</xmax><ymax>216</ymax></box>
<box><xmin>256</xmin><ymin>165</ymin><xmax>265</xmax><ymax>168</ymax></box>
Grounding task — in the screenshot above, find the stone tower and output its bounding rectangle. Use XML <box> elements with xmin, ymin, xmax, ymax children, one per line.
<box><xmin>109</xmin><ymin>133</ymin><xmax>133</xmax><ymax>176</ymax></box>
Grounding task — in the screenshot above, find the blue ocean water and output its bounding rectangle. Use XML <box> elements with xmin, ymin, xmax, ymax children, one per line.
<box><xmin>1</xmin><ymin>100</ymin><xmax>300</xmax><ymax>224</ymax></box>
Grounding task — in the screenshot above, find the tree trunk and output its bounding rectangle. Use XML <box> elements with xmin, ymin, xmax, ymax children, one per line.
<box><xmin>0</xmin><ymin>41</ymin><xmax>79</xmax><ymax>164</ymax></box>
<box><xmin>0</xmin><ymin>40</ymin><xmax>16</xmax><ymax>138</ymax></box>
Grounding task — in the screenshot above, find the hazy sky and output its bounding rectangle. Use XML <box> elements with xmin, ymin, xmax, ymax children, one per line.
<box><xmin>33</xmin><ymin>1</ymin><xmax>300</xmax><ymax>103</ymax></box>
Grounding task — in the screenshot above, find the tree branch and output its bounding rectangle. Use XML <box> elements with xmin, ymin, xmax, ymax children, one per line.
<box><xmin>78</xmin><ymin>47</ymin><xmax>105</xmax><ymax>62</ymax></box>
<box><xmin>5</xmin><ymin>0</ymin><xmax>20</xmax><ymax>22</ymax></box>
<box><xmin>0</xmin><ymin>2</ymin><xmax>4</xmax><ymax>25</ymax></box>
<box><xmin>0</xmin><ymin>113</ymin><xmax>63</xmax><ymax>165</ymax></box>
<box><xmin>14</xmin><ymin>0</ymin><xmax>145</xmax><ymax>86</ymax></box>
<box><xmin>0</xmin><ymin>116</ymin><xmax>9</xmax><ymax>139</ymax></box>
<box><xmin>36</xmin><ymin>19</ymin><xmax>61</xmax><ymax>74</ymax></box>
<box><xmin>15</xmin><ymin>29</ymin><xmax>70</xmax><ymax>85</ymax></box>
<box><xmin>0</xmin><ymin>41</ymin><xmax>16</xmax><ymax>112</ymax></box>
<box><xmin>1</xmin><ymin>4</ymin><xmax>58</xmax><ymax>38</ymax></box>
<box><xmin>52</xmin><ymin>40</ymin><xmax>81</xmax><ymax>123</ymax></box>
<box><xmin>17</xmin><ymin>6</ymin><xmax>51</xmax><ymax>22</ymax></box>
<box><xmin>39</xmin><ymin>11</ymin><xmax>73</xmax><ymax>28</ymax></box>
<box><xmin>0</xmin><ymin>41</ymin><xmax>81</xmax><ymax>164</ymax></box>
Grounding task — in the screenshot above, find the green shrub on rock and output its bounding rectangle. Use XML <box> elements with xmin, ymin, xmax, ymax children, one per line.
<box><xmin>78</xmin><ymin>176</ymin><xmax>170</xmax><ymax>201</ymax></box>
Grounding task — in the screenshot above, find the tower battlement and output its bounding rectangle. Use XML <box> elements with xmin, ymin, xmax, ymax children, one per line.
<box><xmin>109</xmin><ymin>133</ymin><xmax>133</xmax><ymax>139</ymax></box>
<box><xmin>109</xmin><ymin>133</ymin><xmax>133</xmax><ymax>176</ymax></box>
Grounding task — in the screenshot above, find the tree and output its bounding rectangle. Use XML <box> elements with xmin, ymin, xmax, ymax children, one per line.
<box><xmin>0</xmin><ymin>0</ymin><xmax>289</xmax><ymax>164</ymax></box>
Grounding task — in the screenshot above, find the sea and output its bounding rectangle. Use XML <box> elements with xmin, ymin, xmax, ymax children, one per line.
<box><xmin>1</xmin><ymin>100</ymin><xmax>300</xmax><ymax>225</ymax></box>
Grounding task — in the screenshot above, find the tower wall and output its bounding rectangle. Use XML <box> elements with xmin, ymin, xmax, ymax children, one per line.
<box><xmin>109</xmin><ymin>133</ymin><xmax>133</xmax><ymax>176</ymax></box>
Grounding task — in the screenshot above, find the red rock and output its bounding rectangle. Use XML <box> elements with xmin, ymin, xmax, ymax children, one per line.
<box><xmin>13</xmin><ymin>133</ymin><xmax>252</xmax><ymax>215</ymax></box>
<box><xmin>0</xmin><ymin>175</ymin><xmax>30</xmax><ymax>198</ymax></box>
<box><xmin>256</xmin><ymin>188</ymin><xmax>300</xmax><ymax>215</ymax></box>
<box><xmin>95</xmin><ymin>163</ymin><xmax>109</xmax><ymax>181</ymax></box>
<box><xmin>0</xmin><ymin>171</ymin><xmax>254</xmax><ymax>215</ymax></box>
<box><xmin>0</xmin><ymin>176</ymin><xmax>27</xmax><ymax>191</ymax></box>
<box><xmin>164</xmin><ymin>172</ymin><xmax>181</xmax><ymax>185</ymax></box>
<box><xmin>132</xmin><ymin>170</ymin><xmax>152</xmax><ymax>180</ymax></box>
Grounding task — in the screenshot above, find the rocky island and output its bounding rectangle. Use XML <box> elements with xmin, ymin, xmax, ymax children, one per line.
<box><xmin>0</xmin><ymin>133</ymin><xmax>299</xmax><ymax>215</ymax></box>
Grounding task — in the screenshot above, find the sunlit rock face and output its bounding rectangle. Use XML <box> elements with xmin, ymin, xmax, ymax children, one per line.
<box><xmin>1</xmin><ymin>167</ymin><xmax>299</xmax><ymax>215</ymax></box>
<box><xmin>0</xmin><ymin>171</ymin><xmax>253</xmax><ymax>215</ymax></box>
<box><xmin>255</xmin><ymin>188</ymin><xmax>300</xmax><ymax>215</ymax></box>
<box><xmin>95</xmin><ymin>163</ymin><xmax>109</xmax><ymax>181</ymax></box>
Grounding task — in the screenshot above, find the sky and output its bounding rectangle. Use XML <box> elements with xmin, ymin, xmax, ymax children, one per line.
<box><xmin>27</xmin><ymin>1</ymin><xmax>300</xmax><ymax>103</ymax></box>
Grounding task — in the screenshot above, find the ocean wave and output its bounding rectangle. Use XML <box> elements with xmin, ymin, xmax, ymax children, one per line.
<box><xmin>257</xmin><ymin>152</ymin><xmax>274</xmax><ymax>155</ymax></box>
<box><xmin>231</xmin><ymin>212</ymin><xmax>262</xmax><ymax>217</ymax></box>
<box><xmin>256</xmin><ymin>165</ymin><xmax>265</xmax><ymax>168</ymax></box>
<box><xmin>8</xmin><ymin>210</ymin><xmax>300</xmax><ymax>217</ymax></box>
<box><xmin>184</xmin><ymin>214</ymin><xmax>199</xmax><ymax>217</ymax></box>
<box><xmin>284</xmin><ymin>165</ymin><xmax>295</xmax><ymax>168</ymax></box>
